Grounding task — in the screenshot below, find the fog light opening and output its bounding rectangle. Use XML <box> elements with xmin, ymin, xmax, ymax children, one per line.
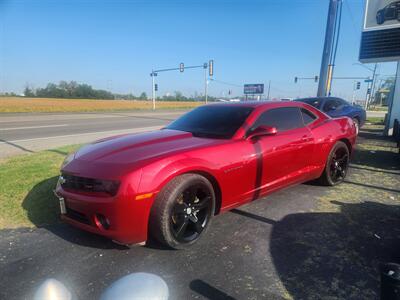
<box><xmin>95</xmin><ymin>214</ymin><xmax>110</xmax><ymax>230</ymax></box>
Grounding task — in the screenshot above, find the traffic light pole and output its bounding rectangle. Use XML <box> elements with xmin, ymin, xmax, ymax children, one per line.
<box><xmin>204</xmin><ymin>67</ymin><xmax>208</xmax><ymax>104</ymax></box>
<box><xmin>151</xmin><ymin>70</ymin><xmax>156</xmax><ymax>110</ymax></box>
<box><xmin>150</xmin><ymin>61</ymin><xmax>213</xmax><ymax>109</ymax></box>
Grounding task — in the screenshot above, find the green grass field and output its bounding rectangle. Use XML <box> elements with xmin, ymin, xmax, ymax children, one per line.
<box><xmin>0</xmin><ymin>145</ymin><xmax>79</xmax><ymax>229</ymax></box>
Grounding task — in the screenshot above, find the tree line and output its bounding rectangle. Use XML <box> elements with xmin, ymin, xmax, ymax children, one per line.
<box><xmin>23</xmin><ymin>81</ymin><xmax>148</xmax><ymax>100</ymax></box>
<box><xmin>19</xmin><ymin>81</ymin><xmax>216</xmax><ymax>101</ymax></box>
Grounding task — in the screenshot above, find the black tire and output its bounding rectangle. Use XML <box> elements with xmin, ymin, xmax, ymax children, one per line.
<box><xmin>352</xmin><ymin>117</ymin><xmax>360</xmax><ymax>135</ymax></box>
<box><xmin>376</xmin><ymin>11</ymin><xmax>385</xmax><ymax>25</ymax></box>
<box><xmin>149</xmin><ymin>173</ymin><xmax>215</xmax><ymax>249</ymax></box>
<box><xmin>317</xmin><ymin>141</ymin><xmax>350</xmax><ymax>186</ymax></box>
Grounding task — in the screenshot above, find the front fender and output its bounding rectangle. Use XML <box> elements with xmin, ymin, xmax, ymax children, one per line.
<box><xmin>138</xmin><ymin>156</ymin><xmax>222</xmax><ymax>196</ymax></box>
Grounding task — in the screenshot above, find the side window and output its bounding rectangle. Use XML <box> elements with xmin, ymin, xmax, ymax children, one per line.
<box><xmin>251</xmin><ymin>107</ymin><xmax>303</xmax><ymax>132</ymax></box>
<box><xmin>323</xmin><ymin>100</ymin><xmax>340</xmax><ymax>112</ymax></box>
<box><xmin>301</xmin><ymin>108</ymin><xmax>317</xmax><ymax>125</ymax></box>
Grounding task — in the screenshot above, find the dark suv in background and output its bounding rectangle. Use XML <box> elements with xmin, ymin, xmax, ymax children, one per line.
<box><xmin>376</xmin><ymin>1</ymin><xmax>400</xmax><ymax>25</ymax></box>
<box><xmin>295</xmin><ymin>97</ymin><xmax>366</xmax><ymax>134</ymax></box>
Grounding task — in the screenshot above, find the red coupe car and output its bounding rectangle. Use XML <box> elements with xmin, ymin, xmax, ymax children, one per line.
<box><xmin>55</xmin><ymin>101</ymin><xmax>356</xmax><ymax>249</ymax></box>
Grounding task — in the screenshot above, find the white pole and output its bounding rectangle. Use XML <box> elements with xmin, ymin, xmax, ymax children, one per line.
<box><xmin>204</xmin><ymin>67</ymin><xmax>208</xmax><ymax>104</ymax></box>
<box><xmin>152</xmin><ymin>71</ymin><xmax>155</xmax><ymax>110</ymax></box>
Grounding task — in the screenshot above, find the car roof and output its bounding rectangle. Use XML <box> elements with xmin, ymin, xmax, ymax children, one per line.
<box><xmin>295</xmin><ymin>96</ymin><xmax>344</xmax><ymax>101</ymax></box>
<box><xmin>207</xmin><ymin>100</ymin><xmax>304</xmax><ymax>109</ymax></box>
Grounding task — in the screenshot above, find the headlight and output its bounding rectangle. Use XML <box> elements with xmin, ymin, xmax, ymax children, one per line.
<box><xmin>61</xmin><ymin>153</ymin><xmax>75</xmax><ymax>169</ymax></box>
<box><xmin>96</xmin><ymin>180</ymin><xmax>120</xmax><ymax>196</ymax></box>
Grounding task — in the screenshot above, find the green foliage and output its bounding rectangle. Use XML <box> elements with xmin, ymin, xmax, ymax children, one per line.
<box><xmin>24</xmin><ymin>86</ymin><xmax>35</xmax><ymax>97</ymax></box>
<box><xmin>139</xmin><ymin>92</ymin><xmax>147</xmax><ymax>99</ymax></box>
<box><xmin>0</xmin><ymin>145</ymin><xmax>79</xmax><ymax>228</ymax></box>
<box><xmin>32</xmin><ymin>81</ymin><xmax>115</xmax><ymax>99</ymax></box>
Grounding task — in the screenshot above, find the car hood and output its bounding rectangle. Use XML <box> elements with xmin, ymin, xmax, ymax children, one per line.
<box><xmin>73</xmin><ymin>129</ymin><xmax>224</xmax><ymax>166</ymax></box>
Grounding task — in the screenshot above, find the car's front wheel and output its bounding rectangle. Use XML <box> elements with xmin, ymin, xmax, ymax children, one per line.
<box><xmin>317</xmin><ymin>141</ymin><xmax>350</xmax><ymax>186</ymax></box>
<box><xmin>149</xmin><ymin>174</ymin><xmax>215</xmax><ymax>249</ymax></box>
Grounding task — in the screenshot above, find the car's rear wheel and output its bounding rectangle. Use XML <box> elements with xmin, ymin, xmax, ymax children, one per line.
<box><xmin>149</xmin><ymin>174</ymin><xmax>215</xmax><ymax>249</ymax></box>
<box><xmin>317</xmin><ymin>141</ymin><xmax>349</xmax><ymax>186</ymax></box>
<box><xmin>352</xmin><ymin>118</ymin><xmax>360</xmax><ymax>135</ymax></box>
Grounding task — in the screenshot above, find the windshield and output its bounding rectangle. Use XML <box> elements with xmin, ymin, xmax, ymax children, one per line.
<box><xmin>295</xmin><ymin>98</ymin><xmax>322</xmax><ymax>109</ymax></box>
<box><xmin>166</xmin><ymin>105</ymin><xmax>253</xmax><ymax>139</ymax></box>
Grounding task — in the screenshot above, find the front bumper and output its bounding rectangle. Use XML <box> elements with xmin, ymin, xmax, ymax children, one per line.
<box><xmin>55</xmin><ymin>184</ymin><xmax>154</xmax><ymax>245</ymax></box>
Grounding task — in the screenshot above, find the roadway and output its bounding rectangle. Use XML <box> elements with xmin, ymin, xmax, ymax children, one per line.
<box><xmin>0</xmin><ymin>110</ymin><xmax>186</xmax><ymax>159</ymax></box>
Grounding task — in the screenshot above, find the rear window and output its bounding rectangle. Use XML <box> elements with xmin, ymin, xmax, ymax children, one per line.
<box><xmin>301</xmin><ymin>108</ymin><xmax>317</xmax><ymax>125</ymax></box>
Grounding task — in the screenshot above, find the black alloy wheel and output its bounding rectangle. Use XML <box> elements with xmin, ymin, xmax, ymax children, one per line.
<box><xmin>170</xmin><ymin>184</ymin><xmax>212</xmax><ymax>243</ymax></box>
<box><xmin>317</xmin><ymin>141</ymin><xmax>350</xmax><ymax>186</ymax></box>
<box><xmin>329</xmin><ymin>146</ymin><xmax>349</xmax><ymax>184</ymax></box>
<box><xmin>150</xmin><ymin>173</ymin><xmax>215</xmax><ymax>249</ymax></box>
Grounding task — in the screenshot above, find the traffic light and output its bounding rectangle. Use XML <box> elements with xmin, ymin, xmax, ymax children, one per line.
<box><xmin>314</xmin><ymin>76</ymin><xmax>318</xmax><ymax>83</ymax></box>
<box><xmin>154</xmin><ymin>84</ymin><xmax>158</xmax><ymax>91</ymax></box>
<box><xmin>356</xmin><ymin>82</ymin><xmax>361</xmax><ymax>90</ymax></box>
<box><xmin>367</xmin><ymin>88</ymin><xmax>371</xmax><ymax>94</ymax></box>
<box><xmin>179</xmin><ymin>63</ymin><xmax>184</xmax><ymax>72</ymax></box>
<box><xmin>294</xmin><ymin>77</ymin><xmax>298</xmax><ymax>83</ymax></box>
<box><xmin>209</xmin><ymin>60</ymin><xmax>214</xmax><ymax>77</ymax></box>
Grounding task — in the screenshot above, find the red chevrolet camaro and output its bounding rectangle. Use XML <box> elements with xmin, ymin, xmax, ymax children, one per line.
<box><xmin>55</xmin><ymin>101</ymin><xmax>356</xmax><ymax>249</ymax></box>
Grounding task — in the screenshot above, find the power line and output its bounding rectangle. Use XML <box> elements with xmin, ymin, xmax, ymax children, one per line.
<box><xmin>209</xmin><ymin>78</ymin><xmax>242</xmax><ymax>88</ymax></box>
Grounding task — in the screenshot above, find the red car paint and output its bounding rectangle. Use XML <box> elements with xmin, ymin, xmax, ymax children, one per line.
<box><xmin>56</xmin><ymin>101</ymin><xmax>357</xmax><ymax>244</ymax></box>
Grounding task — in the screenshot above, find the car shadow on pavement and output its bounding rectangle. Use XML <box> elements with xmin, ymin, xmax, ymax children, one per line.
<box><xmin>270</xmin><ymin>201</ymin><xmax>400</xmax><ymax>299</ymax></box>
<box><xmin>190</xmin><ymin>279</ymin><xmax>236</xmax><ymax>300</ymax></box>
<box><xmin>351</xmin><ymin>147</ymin><xmax>400</xmax><ymax>171</ymax></box>
<box><xmin>22</xmin><ymin>176</ymin><xmax>127</xmax><ymax>250</ymax></box>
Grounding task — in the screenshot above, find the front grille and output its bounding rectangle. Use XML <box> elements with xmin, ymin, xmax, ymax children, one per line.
<box><xmin>60</xmin><ymin>173</ymin><xmax>119</xmax><ymax>196</ymax></box>
<box><xmin>66</xmin><ymin>207</ymin><xmax>91</xmax><ymax>225</ymax></box>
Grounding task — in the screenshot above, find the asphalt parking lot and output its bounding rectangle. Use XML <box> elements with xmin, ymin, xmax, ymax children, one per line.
<box><xmin>0</xmin><ymin>123</ymin><xmax>399</xmax><ymax>300</ymax></box>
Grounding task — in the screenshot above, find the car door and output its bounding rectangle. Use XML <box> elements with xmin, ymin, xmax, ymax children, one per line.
<box><xmin>247</xmin><ymin>107</ymin><xmax>314</xmax><ymax>197</ymax></box>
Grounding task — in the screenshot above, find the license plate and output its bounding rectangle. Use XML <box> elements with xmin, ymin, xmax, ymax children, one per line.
<box><xmin>59</xmin><ymin>197</ymin><xmax>67</xmax><ymax>214</ymax></box>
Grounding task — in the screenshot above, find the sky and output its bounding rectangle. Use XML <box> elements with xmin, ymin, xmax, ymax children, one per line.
<box><xmin>0</xmin><ymin>0</ymin><xmax>397</xmax><ymax>100</ymax></box>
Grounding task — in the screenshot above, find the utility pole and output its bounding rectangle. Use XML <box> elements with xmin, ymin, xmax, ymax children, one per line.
<box><xmin>204</xmin><ymin>64</ymin><xmax>208</xmax><ymax>104</ymax></box>
<box><xmin>317</xmin><ymin>0</ymin><xmax>340</xmax><ymax>97</ymax></box>
<box><xmin>151</xmin><ymin>70</ymin><xmax>156</xmax><ymax>110</ymax></box>
<box><xmin>267</xmin><ymin>80</ymin><xmax>271</xmax><ymax>100</ymax></box>
<box><xmin>369</xmin><ymin>63</ymin><xmax>378</xmax><ymax>108</ymax></box>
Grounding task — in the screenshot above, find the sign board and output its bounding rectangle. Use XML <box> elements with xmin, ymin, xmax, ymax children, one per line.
<box><xmin>359</xmin><ymin>0</ymin><xmax>400</xmax><ymax>62</ymax></box>
<box><xmin>244</xmin><ymin>84</ymin><xmax>264</xmax><ymax>94</ymax></box>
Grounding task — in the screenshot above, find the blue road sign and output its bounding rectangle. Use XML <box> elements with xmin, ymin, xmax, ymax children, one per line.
<box><xmin>244</xmin><ymin>84</ymin><xmax>264</xmax><ymax>94</ymax></box>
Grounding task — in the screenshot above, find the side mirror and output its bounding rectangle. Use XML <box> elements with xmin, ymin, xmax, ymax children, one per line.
<box><xmin>247</xmin><ymin>125</ymin><xmax>277</xmax><ymax>139</ymax></box>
